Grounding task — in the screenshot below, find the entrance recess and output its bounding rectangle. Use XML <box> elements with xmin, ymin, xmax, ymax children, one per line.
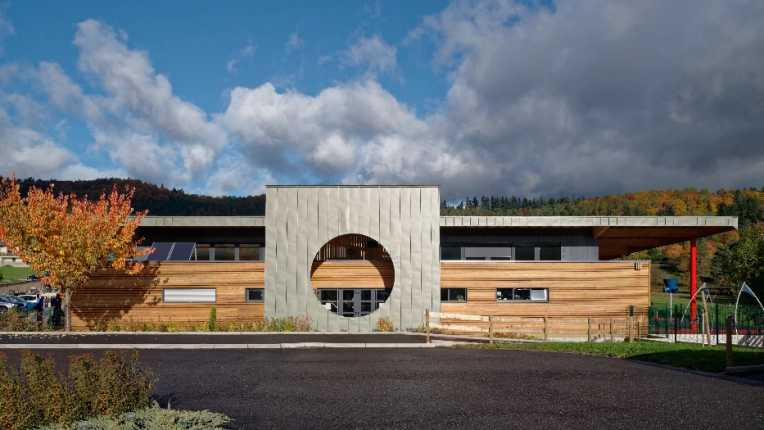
<box><xmin>317</xmin><ymin>288</ymin><xmax>392</xmax><ymax>317</ymax></box>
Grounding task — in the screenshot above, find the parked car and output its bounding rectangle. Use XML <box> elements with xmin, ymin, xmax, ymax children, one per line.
<box><xmin>17</xmin><ymin>294</ymin><xmax>40</xmax><ymax>310</ymax></box>
<box><xmin>3</xmin><ymin>295</ymin><xmax>31</xmax><ymax>312</ymax></box>
<box><xmin>0</xmin><ymin>295</ymin><xmax>25</xmax><ymax>314</ymax></box>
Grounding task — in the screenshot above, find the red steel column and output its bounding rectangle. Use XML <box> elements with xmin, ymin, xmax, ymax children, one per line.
<box><xmin>690</xmin><ymin>237</ymin><xmax>697</xmax><ymax>329</ymax></box>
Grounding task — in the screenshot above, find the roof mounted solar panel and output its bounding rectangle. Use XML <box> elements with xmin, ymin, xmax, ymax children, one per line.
<box><xmin>147</xmin><ymin>242</ymin><xmax>173</xmax><ymax>262</ymax></box>
<box><xmin>168</xmin><ymin>242</ymin><xmax>195</xmax><ymax>261</ymax></box>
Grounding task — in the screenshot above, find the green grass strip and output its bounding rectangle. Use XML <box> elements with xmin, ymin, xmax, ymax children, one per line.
<box><xmin>459</xmin><ymin>341</ymin><xmax>764</xmax><ymax>373</ymax></box>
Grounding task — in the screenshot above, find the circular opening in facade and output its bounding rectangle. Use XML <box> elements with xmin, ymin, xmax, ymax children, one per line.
<box><xmin>310</xmin><ymin>233</ymin><xmax>394</xmax><ymax>318</ymax></box>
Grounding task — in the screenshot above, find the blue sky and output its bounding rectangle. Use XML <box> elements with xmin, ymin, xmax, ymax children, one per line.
<box><xmin>0</xmin><ymin>1</ymin><xmax>762</xmax><ymax>201</ymax></box>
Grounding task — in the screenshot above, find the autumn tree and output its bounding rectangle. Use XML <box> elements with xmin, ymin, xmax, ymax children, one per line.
<box><xmin>0</xmin><ymin>175</ymin><xmax>148</xmax><ymax>331</ymax></box>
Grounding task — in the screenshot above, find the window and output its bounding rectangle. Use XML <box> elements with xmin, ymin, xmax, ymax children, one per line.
<box><xmin>440</xmin><ymin>245</ymin><xmax>462</xmax><ymax>260</ymax></box>
<box><xmin>496</xmin><ymin>288</ymin><xmax>548</xmax><ymax>302</ymax></box>
<box><xmin>245</xmin><ymin>288</ymin><xmax>264</xmax><ymax>302</ymax></box>
<box><xmin>441</xmin><ymin>288</ymin><xmax>467</xmax><ymax>302</ymax></box>
<box><xmin>214</xmin><ymin>244</ymin><xmax>235</xmax><ymax>261</ymax></box>
<box><xmin>490</xmin><ymin>257</ymin><xmax>512</xmax><ymax>261</ymax></box>
<box><xmin>317</xmin><ymin>288</ymin><xmax>392</xmax><ymax>316</ymax></box>
<box><xmin>465</xmin><ymin>257</ymin><xmax>486</xmax><ymax>261</ymax></box>
<box><xmin>239</xmin><ymin>244</ymin><xmax>260</xmax><ymax>261</ymax></box>
<box><xmin>163</xmin><ymin>288</ymin><xmax>216</xmax><ymax>303</ymax></box>
<box><xmin>514</xmin><ymin>245</ymin><xmax>535</xmax><ymax>261</ymax></box>
<box><xmin>539</xmin><ymin>243</ymin><xmax>562</xmax><ymax>261</ymax></box>
<box><xmin>194</xmin><ymin>244</ymin><xmax>210</xmax><ymax>261</ymax></box>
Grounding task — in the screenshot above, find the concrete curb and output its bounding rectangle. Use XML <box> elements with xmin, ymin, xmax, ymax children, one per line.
<box><xmin>0</xmin><ymin>341</ymin><xmax>461</xmax><ymax>349</ymax></box>
<box><xmin>725</xmin><ymin>364</ymin><xmax>764</xmax><ymax>375</ymax></box>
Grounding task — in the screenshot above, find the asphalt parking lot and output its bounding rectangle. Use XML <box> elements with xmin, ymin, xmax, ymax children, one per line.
<box><xmin>4</xmin><ymin>347</ymin><xmax>762</xmax><ymax>429</ymax></box>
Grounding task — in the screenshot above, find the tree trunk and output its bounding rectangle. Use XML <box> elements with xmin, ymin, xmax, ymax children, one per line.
<box><xmin>63</xmin><ymin>290</ymin><xmax>73</xmax><ymax>332</ymax></box>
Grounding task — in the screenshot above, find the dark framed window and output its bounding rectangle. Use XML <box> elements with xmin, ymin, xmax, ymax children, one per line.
<box><xmin>539</xmin><ymin>244</ymin><xmax>562</xmax><ymax>261</ymax></box>
<box><xmin>496</xmin><ymin>288</ymin><xmax>548</xmax><ymax>302</ymax></box>
<box><xmin>441</xmin><ymin>288</ymin><xmax>467</xmax><ymax>302</ymax></box>
<box><xmin>239</xmin><ymin>244</ymin><xmax>260</xmax><ymax>261</ymax></box>
<box><xmin>245</xmin><ymin>288</ymin><xmax>264</xmax><ymax>302</ymax></box>
<box><xmin>440</xmin><ymin>245</ymin><xmax>462</xmax><ymax>260</ymax></box>
<box><xmin>214</xmin><ymin>244</ymin><xmax>235</xmax><ymax>261</ymax></box>
<box><xmin>514</xmin><ymin>245</ymin><xmax>535</xmax><ymax>261</ymax></box>
<box><xmin>194</xmin><ymin>244</ymin><xmax>210</xmax><ymax>261</ymax></box>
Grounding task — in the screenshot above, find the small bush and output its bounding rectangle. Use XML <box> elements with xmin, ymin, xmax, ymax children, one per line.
<box><xmin>406</xmin><ymin>324</ymin><xmax>442</xmax><ymax>334</ymax></box>
<box><xmin>36</xmin><ymin>403</ymin><xmax>230</xmax><ymax>430</ymax></box>
<box><xmin>375</xmin><ymin>317</ymin><xmax>395</xmax><ymax>332</ymax></box>
<box><xmin>0</xmin><ymin>308</ymin><xmax>46</xmax><ymax>332</ymax></box>
<box><xmin>0</xmin><ymin>350</ymin><xmax>157</xmax><ymax>430</ymax></box>
<box><xmin>208</xmin><ymin>307</ymin><xmax>217</xmax><ymax>332</ymax></box>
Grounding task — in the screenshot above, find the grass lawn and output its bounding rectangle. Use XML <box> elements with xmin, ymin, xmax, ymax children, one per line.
<box><xmin>459</xmin><ymin>341</ymin><xmax>764</xmax><ymax>373</ymax></box>
<box><xmin>0</xmin><ymin>265</ymin><xmax>35</xmax><ymax>284</ymax></box>
<box><xmin>650</xmin><ymin>290</ymin><xmax>736</xmax><ymax>306</ymax></box>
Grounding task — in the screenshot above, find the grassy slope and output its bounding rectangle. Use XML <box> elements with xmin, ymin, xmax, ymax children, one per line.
<box><xmin>460</xmin><ymin>341</ymin><xmax>764</xmax><ymax>373</ymax></box>
<box><xmin>0</xmin><ymin>266</ymin><xmax>35</xmax><ymax>284</ymax></box>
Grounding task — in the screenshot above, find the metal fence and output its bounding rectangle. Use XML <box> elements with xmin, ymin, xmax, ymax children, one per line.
<box><xmin>647</xmin><ymin>303</ymin><xmax>763</xmax><ymax>345</ymax></box>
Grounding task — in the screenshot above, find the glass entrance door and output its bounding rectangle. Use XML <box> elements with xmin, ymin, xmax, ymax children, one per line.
<box><xmin>318</xmin><ymin>288</ymin><xmax>392</xmax><ymax>317</ymax></box>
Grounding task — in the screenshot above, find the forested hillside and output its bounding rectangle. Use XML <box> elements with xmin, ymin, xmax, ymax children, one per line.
<box><xmin>441</xmin><ymin>188</ymin><xmax>764</xmax><ymax>227</ymax></box>
<box><xmin>3</xmin><ymin>177</ymin><xmax>266</xmax><ymax>216</ymax></box>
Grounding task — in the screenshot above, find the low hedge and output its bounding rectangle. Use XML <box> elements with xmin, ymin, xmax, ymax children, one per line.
<box><xmin>36</xmin><ymin>404</ymin><xmax>230</xmax><ymax>430</ymax></box>
<box><xmin>0</xmin><ymin>350</ymin><xmax>157</xmax><ymax>430</ymax></box>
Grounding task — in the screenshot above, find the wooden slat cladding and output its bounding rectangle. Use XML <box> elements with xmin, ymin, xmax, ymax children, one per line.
<box><xmin>440</xmin><ymin>261</ymin><xmax>650</xmax><ymax>318</ymax></box>
<box><xmin>314</xmin><ymin>234</ymin><xmax>391</xmax><ymax>261</ymax></box>
<box><xmin>70</xmin><ymin>262</ymin><xmax>265</xmax><ymax>330</ymax></box>
<box><xmin>310</xmin><ymin>261</ymin><xmax>394</xmax><ymax>288</ymax></box>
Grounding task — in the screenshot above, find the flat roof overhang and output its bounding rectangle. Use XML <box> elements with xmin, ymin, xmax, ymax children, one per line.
<box><xmin>137</xmin><ymin>215</ymin><xmax>738</xmax><ymax>260</ymax></box>
<box><xmin>440</xmin><ymin>216</ymin><xmax>738</xmax><ymax>259</ymax></box>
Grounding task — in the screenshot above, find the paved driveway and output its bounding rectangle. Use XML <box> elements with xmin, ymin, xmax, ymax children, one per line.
<box><xmin>4</xmin><ymin>348</ymin><xmax>763</xmax><ymax>429</ymax></box>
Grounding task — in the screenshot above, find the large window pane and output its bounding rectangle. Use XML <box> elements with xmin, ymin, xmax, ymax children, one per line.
<box><xmin>440</xmin><ymin>245</ymin><xmax>462</xmax><ymax>260</ymax></box>
<box><xmin>194</xmin><ymin>244</ymin><xmax>210</xmax><ymax>261</ymax></box>
<box><xmin>214</xmin><ymin>244</ymin><xmax>235</xmax><ymax>261</ymax></box>
<box><xmin>239</xmin><ymin>244</ymin><xmax>260</xmax><ymax>261</ymax></box>
<box><xmin>515</xmin><ymin>245</ymin><xmax>535</xmax><ymax>261</ymax></box>
<box><xmin>496</xmin><ymin>288</ymin><xmax>514</xmax><ymax>301</ymax></box>
<box><xmin>514</xmin><ymin>288</ymin><xmax>531</xmax><ymax>300</ymax></box>
<box><xmin>539</xmin><ymin>244</ymin><xmax>562</xmax><ymax>261</ymax></box>
<box><xmin>245</xmin><ymin>288</ymin><xmax>264</xmax><ymax>302</ymax></box>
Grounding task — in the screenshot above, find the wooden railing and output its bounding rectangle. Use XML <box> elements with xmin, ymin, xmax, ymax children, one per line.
<box><xmin>424</xmin><ymin>309</ymin><xmax>639</xmax><ymax>344</ymax></box>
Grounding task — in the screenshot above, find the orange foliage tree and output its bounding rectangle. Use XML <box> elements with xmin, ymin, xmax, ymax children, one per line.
<box><xmin>0</xmin><ymin>175</ymin><xmax>148</xmax><ymax>331</ymax></box>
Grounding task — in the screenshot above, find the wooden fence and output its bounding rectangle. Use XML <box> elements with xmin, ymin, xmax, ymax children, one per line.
<box><xmin>424</xmin><ymin>309</ymin><xmax>641</xmax><ymax>343</ymax></box>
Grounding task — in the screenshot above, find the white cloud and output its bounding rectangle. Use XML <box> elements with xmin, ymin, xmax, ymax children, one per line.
<box><xmin>286</xmin><ymin>32</ymin><xmax>304</xmax><ymax>53</ymax></box>
<box><xmin>339</xmin><ymin>35</ymin><xmax>397</xmax><ymax>77</ymax></box>
<box><xmin>0</xmin><ymin>8</ymin><xmax>15</xmax><ymax>55</ymax></box>
<box><xmin>227</xmin><ymin>42</ymin><xmax>256</xmax><ymax>73</ymax></box>
<box><xmin>217</xmin><ymin>80</ymin><xmax>426</xmax><ymax>178</ymax></box>
<box><xmin>0</xmin><ymin>107</ymin><xmax>75</xmax><ymax>178</ymax></box>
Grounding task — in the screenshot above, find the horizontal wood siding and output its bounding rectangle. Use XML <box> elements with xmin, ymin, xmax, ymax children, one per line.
<box><xmin>309</xmin><ymin>261</ymin><xmax>394</xmax><ymax>289</ymax></box>
<box><xmin>440</xmin><ymin>261</ymin><xmax>650</xmax><ymax>321</ymax></box>
<box><xmin>71</xmin><ymin>262</ymin><xmax>265</xmax><ymax>330</ymax></box>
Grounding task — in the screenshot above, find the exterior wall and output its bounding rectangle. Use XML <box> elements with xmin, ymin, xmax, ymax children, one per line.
<box><xmin>265</xmin><ymin>186</ymin><xmax>441</xmax><ymax>332</ymax></box>
<box><xmin>440</xmin><ymin>261</ymin><xmax>650</xmax><ymax>317</ymax></box>
<box><xmin>71</xmin><ymin>262</ymin><xmax>264</xmax><ymax>330</ymax></box>
<box><xmin>310</xmin><ymin>261</ymin><xmax>394</xmax><ymax>289</ymax></box>
<box><xmin>71</xmin><ymin>260</ymin><xmax>651</xmax><ymax>332</ymax></box>
<box><xmin>441</xmin><ymin>227</ymin><xmax>599</xmax><ymax>261</ymax></box>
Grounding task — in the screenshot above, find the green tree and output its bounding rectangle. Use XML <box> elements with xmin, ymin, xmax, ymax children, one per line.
<box><xmin>710</xmin><ymin>225</ymin><xmax>764</xmax><ymax>298</ymax></box>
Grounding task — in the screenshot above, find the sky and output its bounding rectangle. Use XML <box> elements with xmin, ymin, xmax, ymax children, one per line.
<box><xmin>0</xmin><ymin>0</ymin><xmax>763</xmax><ymax>202</ymax></box>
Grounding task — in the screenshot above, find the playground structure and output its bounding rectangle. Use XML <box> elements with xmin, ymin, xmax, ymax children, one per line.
<box><xmin>647</xmin><ymin>283</ymin><xmax>764</xmax><ymax>347</ymax></box>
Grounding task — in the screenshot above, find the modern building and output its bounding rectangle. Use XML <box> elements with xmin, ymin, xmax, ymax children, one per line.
<box><xmin>71</xmin><ymin>186</ymin><xmax>737</xmax><ymax>332</ymax></box>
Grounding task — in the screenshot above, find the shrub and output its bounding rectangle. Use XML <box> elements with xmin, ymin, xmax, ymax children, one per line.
<box><xmin>0</xmin><ymin>350</ymin><xmax>157</xmax><ymax>430</ymax></box>
<box><xmin>208</xmin><ymin>307</ymin><xmax>217</xmax><ymax>332</ymax></box>
<box><xmin>406</xmin><ymin>324</ymin><xmax>442</xmax><ymax>334</ymax></box>
<box><xmin>36</xmin><ymin>403</ymin><xmax>230</xmax><ymax>430</ymax></box>
<box><xmin>0</xmin><ymin>308</ymin><xmax>46</xmax><ymax>332</ymax></box>
<box><xmin>375</xmin><ymin>317</ymin><xmax>395</xmax><ymax>332</ymax></box>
